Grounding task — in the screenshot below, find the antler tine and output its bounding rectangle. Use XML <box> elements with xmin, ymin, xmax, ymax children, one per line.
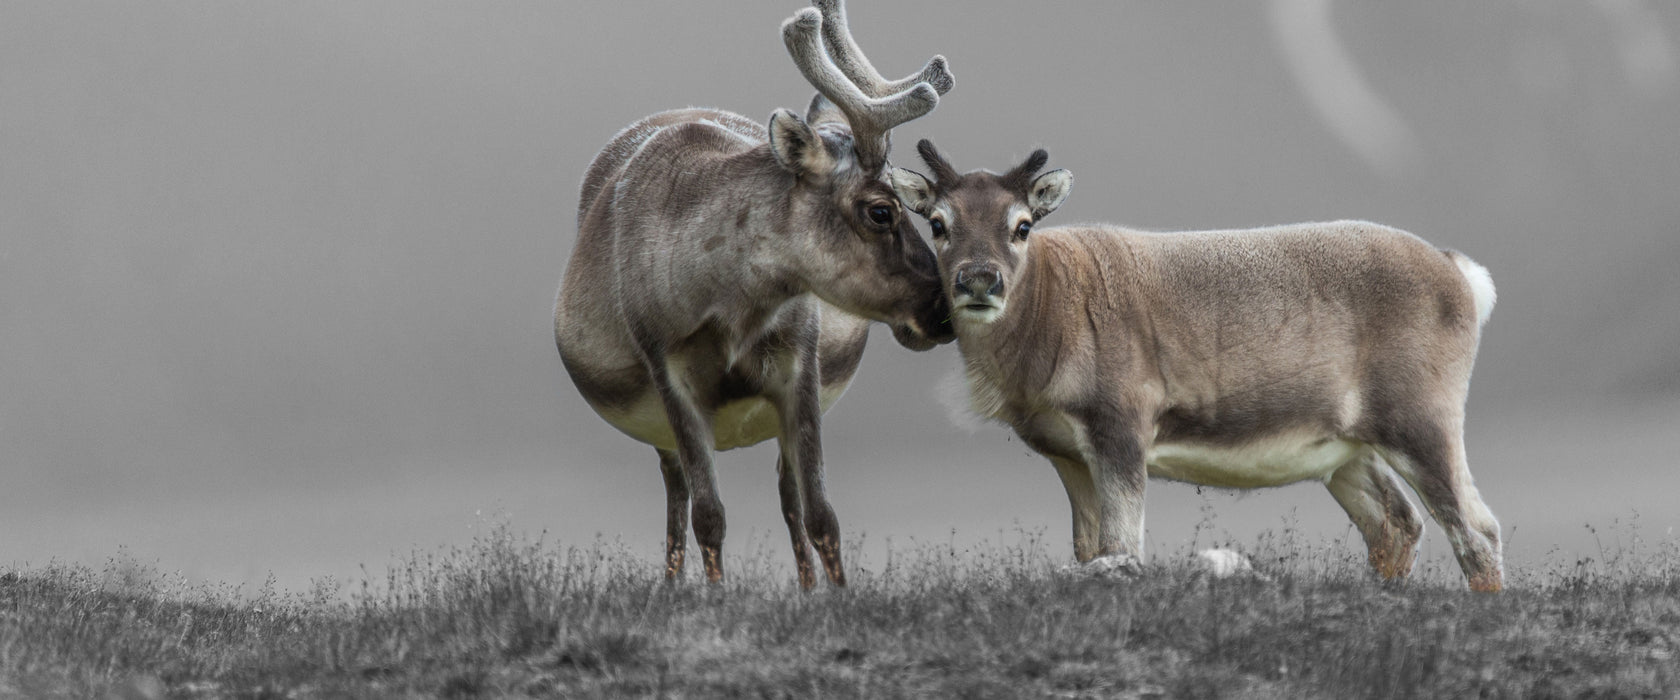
<box><xmin>812</xmin><ymin>0</ymin><xmax>954</xmax><ymax>98</ymax></box>
<box><xmin>783</xmin><ymin>9</ymin><xmax>939</xmax><ymax>170</ymax></box>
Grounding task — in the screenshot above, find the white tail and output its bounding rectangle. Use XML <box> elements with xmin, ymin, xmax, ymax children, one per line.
<box><xmin>1451</xmin><ymin>251</ymin><xmax>1497</xmax><ymax>327</ymax></box>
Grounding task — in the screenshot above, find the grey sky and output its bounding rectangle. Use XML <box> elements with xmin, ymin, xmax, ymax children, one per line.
<box><xmin>3</xmin><ymin>1</ymin><xmax>1677</xmax><ymax>591</ymax></box>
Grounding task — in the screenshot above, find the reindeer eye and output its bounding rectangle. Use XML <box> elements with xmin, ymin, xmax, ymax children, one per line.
<box><xmin>1015</xmin><ymin>221</ymin><xmax>1033</xmax><ymax>238</ymax></box>
<box><xmin>866</xmin><ymin>205</ymin><xmax>894</xmax><ymax>226</ymax></box>
<box><xmin>930</xmin><ymin>219</ymin><xmax>946</xmax><ymax>238</ymax></box>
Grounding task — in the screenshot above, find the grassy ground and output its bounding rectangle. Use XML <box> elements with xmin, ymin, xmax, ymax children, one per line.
<box><xmin>2</xmin><ymin>524</ymin><xmax>1677</xmax><ymax>699</ymax></box>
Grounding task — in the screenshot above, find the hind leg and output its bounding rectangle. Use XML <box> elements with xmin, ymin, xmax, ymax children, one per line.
<box><xmin>1377</xmin><ymin>427</ymin><xmax>1503</xmax><ymax>592</ymax></box>
<box><xmin>1327</xmin><ymin>449</ymin><xmax>1423</xmax><ymax>580</ymax></box>
<box><xmin>656</xmin><ymin>449</ymin><xmax>690</xmax><ymax>581</ymax></box>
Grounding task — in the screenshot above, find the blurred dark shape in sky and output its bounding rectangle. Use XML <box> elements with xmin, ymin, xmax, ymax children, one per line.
<box><xmin>1</xmin><ymin>1</ymin><xmax>1676</xmax><ymax>590</ymax></box>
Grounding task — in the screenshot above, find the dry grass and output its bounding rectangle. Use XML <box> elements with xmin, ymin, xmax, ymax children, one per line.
<box><xmin>2</xmin><ymin>522</ymin><xmax>1677</xmax><ymax>699</ymax></box>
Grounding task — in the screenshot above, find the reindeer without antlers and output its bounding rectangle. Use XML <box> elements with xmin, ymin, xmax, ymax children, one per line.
<box><xmin>891</xmin><ymin>141</ymin><xmax>1504</xmax><ymax>591</ymax></box>
<box><xmin>555</xmin><ymin>1</ymin><xmax>954</xmax><ymax>588</ymax></box>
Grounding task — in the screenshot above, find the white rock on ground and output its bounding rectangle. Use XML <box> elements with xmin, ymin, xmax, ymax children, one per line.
<box><xmin>1194</xmin><ymin>548</ymin><xmax>1256</xmax><ymax>578</ymax></box>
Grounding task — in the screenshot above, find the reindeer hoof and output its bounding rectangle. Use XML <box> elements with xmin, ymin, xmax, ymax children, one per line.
<box><xmin>1059</xmin><ymin>553</ymin><xmax>1143</xmax><ymax>580</ymax></box>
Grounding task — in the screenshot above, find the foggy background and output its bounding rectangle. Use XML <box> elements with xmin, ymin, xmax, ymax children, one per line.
<box><xmin>4</xmin><ymin>1</ymin><xmax>1677</xmax><ymax>592</ymax></box>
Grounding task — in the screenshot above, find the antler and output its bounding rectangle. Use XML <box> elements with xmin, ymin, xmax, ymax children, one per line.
<box><xmin>782</xmin><ymin>3</ymin><xmax>951</xmax><ymax>172</ymax></box>
<box><xmin>1001</xmin><ymin>149</ymin><xmax>1050</xmax><ymax>191</ymax></box>
<box><xmin>812</xmin><ymin>0</ymin><xmax>953</xmax><ymax>98</ymax></box>
<box><xmin>916</xmin><ymin>139</ymin><xmax>961</xmax><ymax>184</ymax></box>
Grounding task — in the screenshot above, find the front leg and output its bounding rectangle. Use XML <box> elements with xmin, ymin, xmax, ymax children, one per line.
<box><xmin>650</xmin><ymin>356</ymin><xmax>727</xmax><ymax>583</ymax></box>
<box><xmin>1048</xmin><ymin>456</ymin><xmax>1101</xmax><ymax>563</ymax></box>
<box><xmin>1079</xmin><ymin>407</ymin><xmax>1149</xmax><ymax>560</ymax></box>
<box><xmin>771</xmin><ymin>327</ymin><xmax>846</xmax><ymax>587</ymax></box>
<box><xmin>775</xmin><ymin>454</ymin><xmax>818</xmax><ymax>589</ymax></box>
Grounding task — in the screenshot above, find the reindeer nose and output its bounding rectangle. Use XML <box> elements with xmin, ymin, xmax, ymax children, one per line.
<box><xmin>954</xmin><ymin>265</ymin><xmax>1004</xmax><ymax>300</ymax></box>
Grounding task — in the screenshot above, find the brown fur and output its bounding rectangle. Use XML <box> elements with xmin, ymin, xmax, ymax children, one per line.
<box><xmin>895</xmin><ymin>143</ymin><xmax>1503</xmax><ymax>591</ymax></box>
<box><xmin>555</xmin><ymin>3</ymin><xmax>954</xmax><ymax>589</ymax></box>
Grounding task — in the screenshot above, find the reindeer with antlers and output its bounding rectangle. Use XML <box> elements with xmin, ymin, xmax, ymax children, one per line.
<box><xmin>891</xmin><ymin>141</ymin><xmax>1505</xmax><ymax>592</ymax></box>
<box><xmin>555</xmin><ymin>1</ymin><xmax>953</xmax><ymax>588</ymax></box>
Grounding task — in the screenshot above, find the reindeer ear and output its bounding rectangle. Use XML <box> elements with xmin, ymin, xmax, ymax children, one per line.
<box><xmin>804</xmin><ymin>93</ymin><xmax>847</xmax><ymax>128</ymax></box>
<box><xmin>889</xmin><ymin>167</ymin><xmax>935</xmax><ymax>216</ymax></box>
<box><xmin>769</xmin><ymin>109</ymin><xmax>836</xmax><ymax>175</ymax></box>
<box><xmin>1027</xmin><ymin>169</ymin><xmax>1072</xmax><ymax>219</ymax></box>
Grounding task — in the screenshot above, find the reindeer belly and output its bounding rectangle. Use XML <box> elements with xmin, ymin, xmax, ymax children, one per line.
<box><xmin>1146</xmin><ymin>431</ymin><xmax>1364</xmax><ymax>488</ymax></box>
<box><xmin>710</xmin><ymin>397</ymin><xmax>783</xmax><ymax>451</ymax></box>
<box><xmin>597</xmin><ymin>382</ymin><xmax>851</xmax><ymax>452</ymax></box>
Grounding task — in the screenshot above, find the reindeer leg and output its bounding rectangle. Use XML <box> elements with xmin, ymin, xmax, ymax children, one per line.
<box><xmin>1082</xmin><ymin>410</ymin><xmax>1148</xmax><ymax>563</ymax></box>
<box><xmin>656</xmin><ymin>449</ymin><xmax>690</xmax><ymax>582</ymax></box>
<box><xmin>775</xmin><ymin>453</ymin><xmax>818</xmax><ymax>589</ymax></box>
<box><xmin>1326</xmin><ymin>449</ymin><xmax>1423</xmax><ymax>581</ymax></box>
<box><xmin>650</xmin><ymin>359</ymin><xmax>726</xmax><ymax>584</ymax></box>
<box><xmin>796</xmin><ymin>409</ymin><xmax>847</xmax><ymax>586</ymax></box>
<box><xmin>1049</xmin><ymin>457</ymin><xmax>1101</xmax><ymax>563</ymax></box>
<box><xmin>1376</xmin><ymin>422</ymin><xmax>1503</xmax><ymax>592</ymax></box>
<box><xmin>778</xmin><ymin>332</ymin><xmax>846</xmax><ymax>588</ymax></box>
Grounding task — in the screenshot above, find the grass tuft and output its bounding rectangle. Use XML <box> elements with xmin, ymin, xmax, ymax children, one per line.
<box><xmin>2</xmin><ymin>520</ymin><xmax>1678</xmax><ymax>697</ymax></box>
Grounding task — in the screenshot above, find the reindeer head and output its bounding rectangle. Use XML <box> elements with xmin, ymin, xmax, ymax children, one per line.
<box><xmin>769</xmin><ymin>1</ymin><xmax>956</xmax><ymax>349</ymax></box>
<box><xmin>889</xmin><ymin>140</ymin><xmax>1073</xmax><ymax>326</ymax></box>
